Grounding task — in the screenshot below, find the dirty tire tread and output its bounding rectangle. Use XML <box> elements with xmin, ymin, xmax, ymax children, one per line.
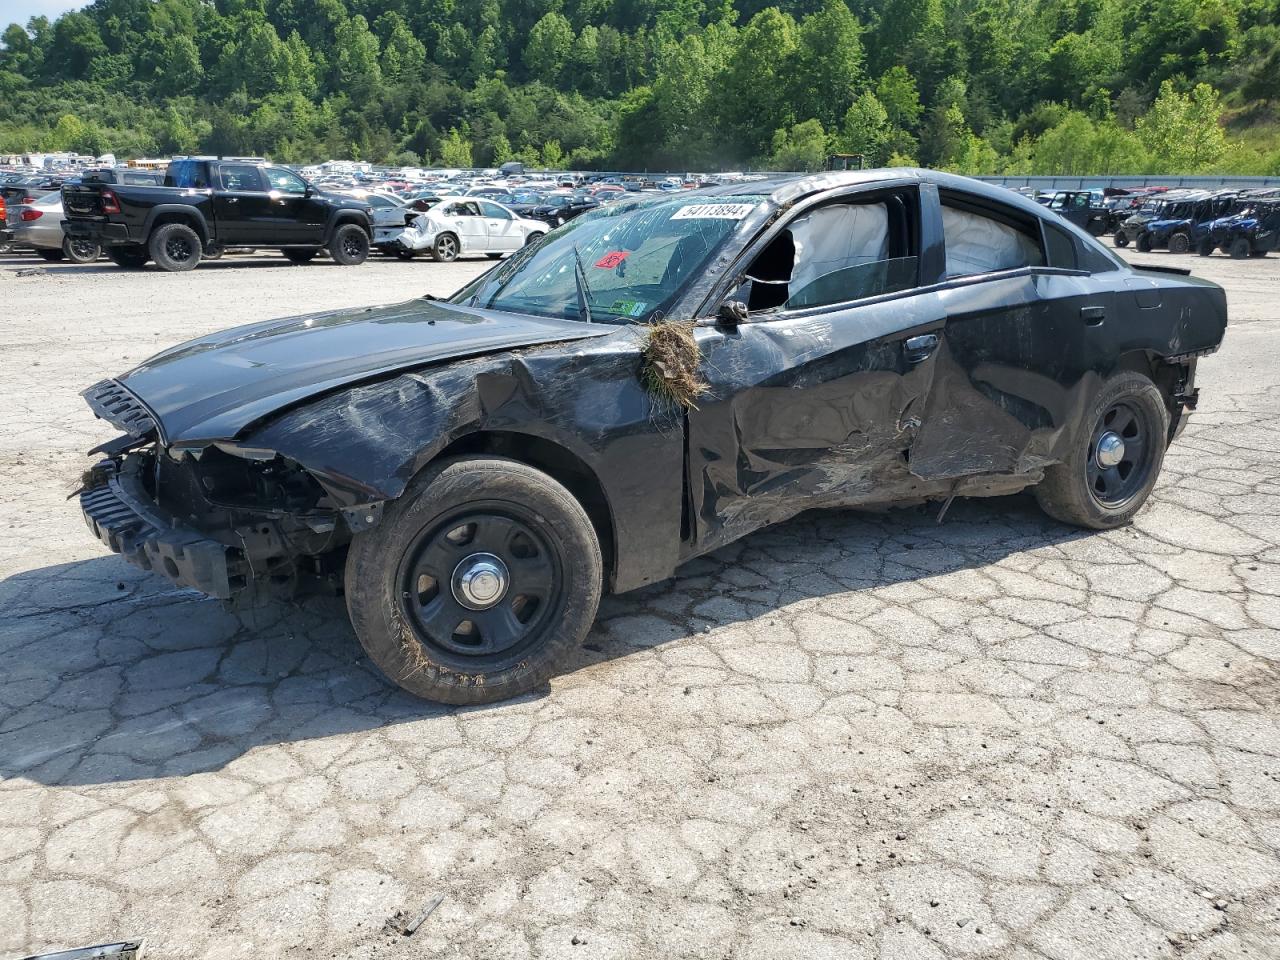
<box><xmin>1034</xmin><ymin>371</ymin><xmax>1169</xmax><ymax>530</ymax></box>
<box><xmin>344</xmin><ymin>456</ymin><xmax>602</xmax><ymax>706</ymax></box>
<box><xmin>149</xmin><ymin>222</ymin><xmax>201</xmax><ymax>272</ymax></box>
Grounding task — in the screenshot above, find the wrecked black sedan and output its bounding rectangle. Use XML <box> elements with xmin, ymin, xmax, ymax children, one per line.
<box><xmin>79</xmin><ymin>170</ymin><xmax>1227</xmax><ymax>704</ymax></box>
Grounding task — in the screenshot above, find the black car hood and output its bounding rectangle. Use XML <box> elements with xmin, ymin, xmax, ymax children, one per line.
<box><xmin>98</xmin><ymin>298</ymin><xmax>610</xmax><ymax>445</ymax></box>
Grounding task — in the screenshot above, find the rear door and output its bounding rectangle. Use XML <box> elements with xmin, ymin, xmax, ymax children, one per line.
<box><xmin>214</xmin><ymin>163</ymin><xmax>271</xmax><ymax>244</ymax></box>
<box><xmin>478</xmin><ymin>200</ymin><xmax>523</xmax><ymax>251</ymax></box>
<box><xmin>910</xmin><ymin>187</ymin><xmax>1106</xmax><ymax>481</ymax></box>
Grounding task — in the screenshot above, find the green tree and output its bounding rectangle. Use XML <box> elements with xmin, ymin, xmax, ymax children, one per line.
<box><xmin>525</xmin><ymin>12</ymin><xmax>574</xmax><ymax>84</ymax></box>
<box><xmin>790</xmin><ymin>0</ymin><xmax>865</xmax><ymax>129</ymax></box>
<box><xmin>440</xmin><ymin>126</ymin><xmax>474</xmax><ymax>166</ymax></box>
<box><xmin>334</xmin><ymin>15</ymin><xmax>382</xmax><ymax>91</ymax></box>
<box><xmin>837</xmin><ymin>91</ymin><xmax>890</xmax><ymax>165</ymax></box>
<box><xmin>1136</xmin><ymin>80</ymin><xmax>1228</xmax><ymax>172</ymax></box>
<box><xmin>770</xmin><ymin>118</ymin><xmax>829</xmax><ymax>171</ymax></box>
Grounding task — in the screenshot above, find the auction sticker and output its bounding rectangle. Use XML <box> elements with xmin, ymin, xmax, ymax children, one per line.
<box><xmin>594</xmin><ymin>250</ymin><xmax>629</xmax><ymax>268</ymax></box>
<box><xmin>671</xmin><ymin>203</ymin><xmax>757</xmax><ymax>220</ymax></box>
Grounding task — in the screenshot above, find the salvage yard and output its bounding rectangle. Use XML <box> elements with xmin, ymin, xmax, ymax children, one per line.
<box><xmin>2</xmin><ymin>248</ymin><xmax>1279</xmax><ymax>959</ymax></box>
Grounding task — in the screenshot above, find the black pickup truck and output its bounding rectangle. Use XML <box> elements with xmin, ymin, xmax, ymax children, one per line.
<box><xmin>62</xmin><ymin>158</ymin><xmax>373</xmax><ymax>271</ymax></box>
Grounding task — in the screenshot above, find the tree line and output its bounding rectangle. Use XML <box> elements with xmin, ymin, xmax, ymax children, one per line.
<box><xmin>1</xmin><ymin>0</ymin><xmax>1277</xmax><ymax>174</ymax></box>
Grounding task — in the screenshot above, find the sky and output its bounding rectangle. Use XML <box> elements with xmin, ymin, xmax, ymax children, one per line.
<box><xmin>4</xmin><ymin>1</ymin><xmax>85</xmax><ymax>27</ymax></box>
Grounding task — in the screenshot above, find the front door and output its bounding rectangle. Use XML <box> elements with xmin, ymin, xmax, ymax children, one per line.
<box><xmin>685</xmin><ymin>186</ymin><xmax>948</xmax><ymax>555</ymax></box>
<box><xmin>261</xmin><ymin>166</ymin><xmax>325</xmax><ymax>244</ymax></box>
<box><xmin>438</xmin><ymin>201</ymin><xmax>488</xmax><ymax>253</ymax></box>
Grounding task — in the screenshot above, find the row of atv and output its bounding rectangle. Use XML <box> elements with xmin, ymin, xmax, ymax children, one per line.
<box><xmin>1110</xmin><ymin>188</ymin><xmax>1279</xmax><ymax>259</ymax></box>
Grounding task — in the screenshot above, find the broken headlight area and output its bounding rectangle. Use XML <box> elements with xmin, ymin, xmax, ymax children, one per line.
<box><xmin>80</xmin><ymin>441</ymin><xmax>355</xmax><ymax>599</ymax></box>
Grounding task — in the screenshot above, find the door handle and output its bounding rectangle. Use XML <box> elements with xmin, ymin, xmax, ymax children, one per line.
<box><xmin>1081</xmin><ymin>305</ymin><xmax>1106</xmax><ymax>325</ymax></box>
<box><xmin>904</xmin><ymin>333</ymin><xmax>939</xmax><ymax>363</ymax></box>
<box><xmin>225</xmin><ymin>197</ymin><xmax>239</xmax><ymax>204</ymax></box>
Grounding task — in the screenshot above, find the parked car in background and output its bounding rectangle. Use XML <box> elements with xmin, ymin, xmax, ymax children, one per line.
<box><xmin>10</xmin><ymin>190</ymin><xmax>101</xmax><ymax>262</ymax></box>
<box><xmin>1042</xmin><ymin>190</ymin><xmax>1109</xmax><ymax>236</ymax></box>
<box><xmin>508</xmin><ymin>192</ymin><xmax>599</xmax><ymax>228</ymax></box>
<box><xmin>61</xmin><ymin>157</ymin><xmax>373</xmax><ymax>271</ymax></box>
<box><xmin>0</xmin><ymin>195</ymin><xmax>12</xmax><ymax>253</ymax></box>
<box><xmin>1137</xmin><ymin>191</ymin><xmax>1238</xmax><ymax>254</ymax></box>
<box><xmin>77</xmin><ymin>169</ymin><xmax>1226</xmax><ymax>705</ymax></box>
<box><xmin>392</xmin><ymin>197</ymin><xmax>548</xmax><ymax>261</ymax></box>
<box><xmin>77</xmin><ymin>167</ymin><xmax>165</xmax><ymax>186</ymax></box>
<box><xmin>1</xmin><ymin>174</ymin><xmax>63</xmax><ymax>208</ymax></box>
<box><xmin>1112</xmin><ymin>192</ymin><xmax>1198</xmax><ymax>248</ymax></box>
<box><xmin>1200</xmin><ymin>198</ymin><xmax>1280</xmax><ymax>258</ymax></box>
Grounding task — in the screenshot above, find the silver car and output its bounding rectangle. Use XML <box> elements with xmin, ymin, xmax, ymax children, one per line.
<box><xmin>11</xmin><ymin>190</ymin><xmax>101</xmax><ymax>263</ymax></box>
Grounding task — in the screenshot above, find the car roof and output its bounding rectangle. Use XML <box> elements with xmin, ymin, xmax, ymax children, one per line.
<box><xmin>692</xmin><ymin>168</ymin><xmax>1059</xmax><ymax>220</ymax></box>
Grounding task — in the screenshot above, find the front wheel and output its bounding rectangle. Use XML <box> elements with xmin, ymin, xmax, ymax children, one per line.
<box><xmin>430</xmin><ymin>232</ymin><xmax>460</xmax><ymax>262</ymax></box>
<box><xmin>525</xmin><ymin>232</ymin><xmax>546</xmax><ymax>246</ymax></box>
<box><xmin>344</xmin><ymin>457</ymin><xmax>603</xmax><ymax>705</ymax></box>
<box><xmin>1034</xmin><ymin>371</ymin><xmax>1169</xmax><ymax>530</ymax></box>
<box><xmin>328</xmin><ymin>224</ymin><xmax>369</xmax><ymax>265</ymax></box>
<box><xmin>1113</xmin><ymin>231</ymin><xmax>1129</xmax><ymax>248</ymax></box>
<box><xmin>1230</xmin><ymin>237</ymin><xmax>1251</xmax><ymax>259</ymax></box>
<box><xmin>149</xmin><ymin>222</ymin><xmax>202</xmax><ymax>272</ymax></box>
<box><xmin>1197</xmin><ymin>238</ymin><xmax>1214</xmax><ymax>257</ymax></box>
<box><xmin>62</xmin><ymin>236</ymin><xmax>101</xmax><ymax>264</ymax></box>
<box><xmin>1168</xmin><ymin>232</ymin><xmax>1190</xmax><ymax>254</ymax></box>
<box><xmin>1135</xmin><ymin>232</ymin><xmax>1152</xmax><ymax>253</ymax></box>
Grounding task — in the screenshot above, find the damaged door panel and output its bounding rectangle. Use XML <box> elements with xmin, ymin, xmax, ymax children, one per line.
<box><xmin>75</xmin><ymin>169</ymin><xmax>1228</xmax><ymax>705</ymax></box>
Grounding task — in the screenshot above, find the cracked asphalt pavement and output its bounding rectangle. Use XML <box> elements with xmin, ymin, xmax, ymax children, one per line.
<box><xmin>2</xmin><ymin>248</ymin><xmax>1279</xmax><ymax>960</ymax></box>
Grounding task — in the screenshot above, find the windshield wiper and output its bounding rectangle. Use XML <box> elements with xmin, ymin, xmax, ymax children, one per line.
<box><xmin>572</xmin><ymin>244</ymin><xmax>594</xmax><ymax>324</ymax></box>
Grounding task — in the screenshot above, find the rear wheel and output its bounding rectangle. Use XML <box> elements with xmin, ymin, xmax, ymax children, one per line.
<box><xmin>62</xmin><ymin>236</ymin><xmax>101</xmax><ymax>264</ymax></box>
<box><xmin>328</xmin><ymin>224</ymin><xmax>369</xmax><ymax>265</ymax></box>
<box><xmin>36</xmin><ymin>247</ymin><xmax>64</xmax><ymax>262</ymax></box>
<box><xmin>283</xmin><ymin>247</ymin><xmax>318</xmax><ymax>264</ymax></box>
<box><xmin>149</xmin><ymin>222</ymin><xmax>202</xmax><ymax>272</ymax></box>
<box><xmin>1113</xmin><ymin>231</ymin><xmax>1129</xmax><ymax>248</ymax></box>
<box><xmin>1230</xmin><ymin>237</ymin><xmax>1251</xmax><ymax>259</ymax></box>
<box><xmin>107</xmin><ymin>245</ymin><xmax>149</xmax><ymax>269</ymax></box>
<box><xmin>1135</xmin><ymin>232</ymin><xmax>1152</xmax><ymax>253</ymax></box>
<box><xmin>431</xmin><ymin>232</ymin><xmax>460</xmax><ymax>262</ymax></box>
<box><xmin>1034</xmin><ymin>371</ymin><xmax>1168</xmax><ymax>530</ymax></box>
<box><xmin>525</xmin><ymin>232</ymin><xmax>546</xmax><ymax>246</ymax></box>
<box><xmin>344</xmin><ymin>457</ymin><xmax>603</xmax><ymax>705</ymax></box>
<box><xmin>1168</xmin><ymin>232</ymin><xmax>1190</xmax><ymax>254</ymax></box>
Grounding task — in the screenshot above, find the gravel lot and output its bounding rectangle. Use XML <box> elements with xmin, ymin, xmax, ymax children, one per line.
<box><xmin>2</xmin><ymin>247</ymin><xmax>1279</xmax><ymax>960</ymax></box>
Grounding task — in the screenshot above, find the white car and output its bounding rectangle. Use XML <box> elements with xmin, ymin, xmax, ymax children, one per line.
<box><xmin>392</xmin><ymin>198</ymin><xmax>549</xmax><ymax>261</ymax></box>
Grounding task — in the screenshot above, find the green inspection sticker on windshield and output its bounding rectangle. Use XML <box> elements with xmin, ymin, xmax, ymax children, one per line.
<box><xmin>610</xmin><ymin>299</ymin><xmax>649</xmax><ymax>317</ymax></box>
<box><xmin>670</xmin><ymin>202</ymin><xmax>758</xmax><ymax>220</ymax></box>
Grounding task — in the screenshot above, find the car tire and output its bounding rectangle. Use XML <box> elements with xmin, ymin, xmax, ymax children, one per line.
<box><xmin>1197</xmin><ymin>238</ymin><xmax>1214</xmax><ymax>257</ymax></box>
<box><xmin>1168</xmin><ymin>232</ymin><xmax>1190</xmax><ymax>254</ymax></box>
<box><xmin>1135</xmin><ymin>232</ymin><xmax>1152</xmax><ymax>253</ymax></box>
<box><xmin>344</xmin><ymin>456</ymin><xmax>603</xmax><ymax>705</ymax></box>
<box><xmin>430</xmin><ymin>232</ymin><xmax>460</xmax><ymax>262</ymax></box>
<box><xmin>329</xmin><ymin>224</ymin><xmax>369</xmax><ymax>265</ymax></box>
<box><xmin>1230</xmin><ymin>237</ymin><xmax>1251</xmax><ymax>259</ymax></box>
<box><xmin>1034</xmin><ymin>371</ymin><xmax>1169</xmax><ymax>530</ymax></box>
<box><xmin>62</xmin><ymin>236</ymin><xmax>101</xmax><ymax>264</ymax></box>
<box><xmin>1113</xmin><ymin>231</ymin><xmax>1129</xmax><ymax>248</ymax></box>
<box><xmin>525</xmin><ymin>232</ymin><xmax>545</xmax><ymax>246</ymax></box>
<box><xmin>283</xmin><ymin>247</ymin><xmax>318</xmax><ymax>264</ymax></box>
<box><xmin>149</xmin><ymin>222</ymin><xmax>202</xmax><ymax>272</ymax></box>
<box><xmin>36</xmin><ymin>247</ymin><xmax>64</xmax><ymax>262</ymax></box>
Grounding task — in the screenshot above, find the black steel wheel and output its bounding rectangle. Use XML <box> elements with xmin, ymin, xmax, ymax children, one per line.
<box><xmin>149</xmin><ymin>222</ymin><xmax>201</xmax><ymax>272</ymax></box>
<box><xmin>1168</xmin><ymin>232</ymin><xmax>1190</xmax><ymax>254</ymax></box>
<box><xmin>345</xmin><ymin>457</ymin><xmax>602</xmax><ymax>705</ymax></box>
<box><xmin>1113</xmin><ymin>231</ymin><xmax>1129</xmax><ymax>248</ymax></box>
<box><xmin>1135</xmin><ymin>231</ymin><xmax>1152</xmax><ymax>253</ymax></box>
<box><xmin>397</xmin><ymin>508</ymin><xmax>561</xmax><ymax>660</ymax></box>
<box><xmin>1034</xmin><ymin>371</ymin><xmax>1169</xmax><ymax>529</ymax></box>
<box><xmin>431</xmin><ymin>232</ymin><xmax>460</xmax><ymax>262</ymax></box>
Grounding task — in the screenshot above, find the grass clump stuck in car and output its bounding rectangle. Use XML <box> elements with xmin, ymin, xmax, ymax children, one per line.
<box><xmin>640</xmin><ymin>320</ymin><xmax>709</xmax><ymax>410</ymax></box>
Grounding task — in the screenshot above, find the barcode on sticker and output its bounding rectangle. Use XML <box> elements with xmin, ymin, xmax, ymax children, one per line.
<box><xmin>671</xmin><ymin>203</ymin><xmax>757</xmax><ymax>220</ymax></box>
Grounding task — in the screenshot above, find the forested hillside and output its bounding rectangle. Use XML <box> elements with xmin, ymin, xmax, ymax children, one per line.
<box><xmin>1</xmin><ymin>0</ymin><xmax>1278</xmax><ymax>173</ymax></box>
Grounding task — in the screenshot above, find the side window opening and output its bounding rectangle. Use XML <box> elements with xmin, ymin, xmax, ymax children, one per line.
<box><xmin>940</xmin><ymin>196</ymin><xmax>1044</xmax><ymax>278</ymax></box>
<box><xmin>741</xmin><ymin>191</ymin><xmax>919</xmax><ymax>313</ymax></box>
